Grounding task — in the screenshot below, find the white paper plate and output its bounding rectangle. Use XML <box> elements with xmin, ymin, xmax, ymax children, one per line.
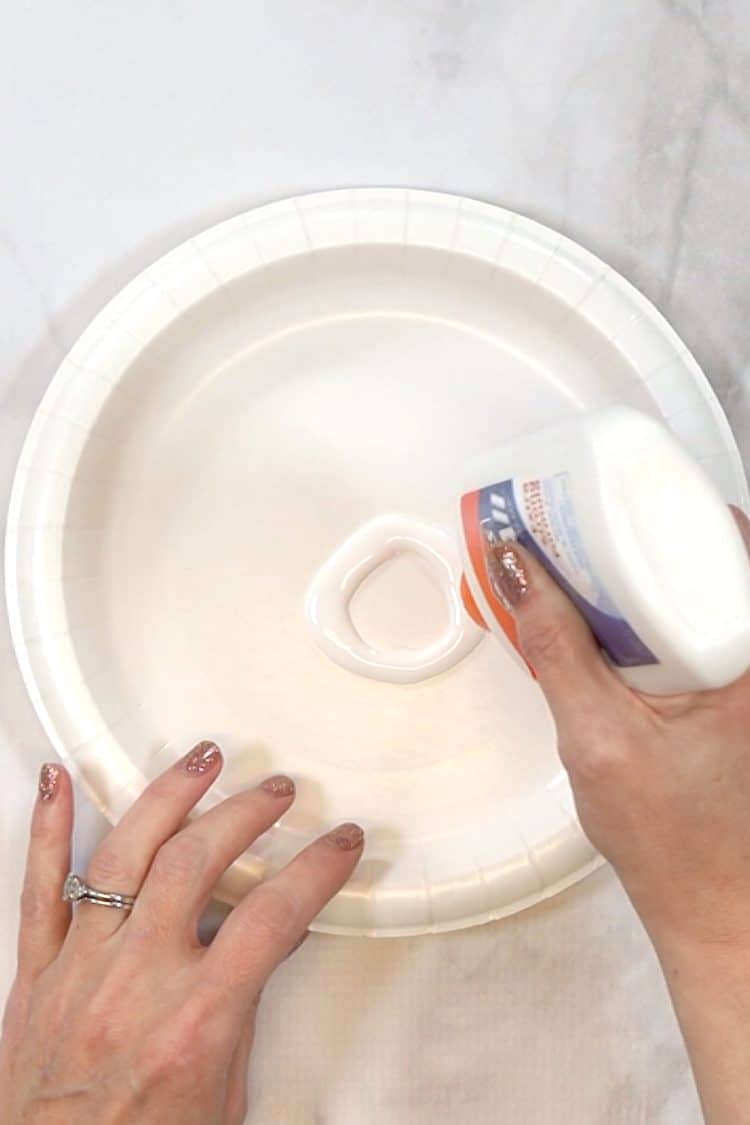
<box><xmin>7</xmin><ymin>189</ymin><xmax>748</xmax><ymax>936</ymax></box>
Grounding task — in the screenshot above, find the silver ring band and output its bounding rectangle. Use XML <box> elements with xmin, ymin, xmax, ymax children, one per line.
<box><xmin>62</xmin><ymin>872</ymin><xmax>136</xmax><ymax>912</ymax></box>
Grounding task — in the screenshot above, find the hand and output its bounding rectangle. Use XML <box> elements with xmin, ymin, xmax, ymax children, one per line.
<box><xmin>490</xmin><ymin>509</ymin><xmax>750</xmax><ymax>1123</ymax></box>
<box><xmin>490</xmin><ymin>511</ymin><xmax>750</xmax><ymax>952</ymax></box>
<box><xmin>0</xmin><ymin>745</ymin><xmax>364</xmax><ymax>1124</ymax></box>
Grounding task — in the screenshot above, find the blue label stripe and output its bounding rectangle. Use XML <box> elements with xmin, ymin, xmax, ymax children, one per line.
<box><xmin>478</xmin><ymin>480</ymin><xmax>658</xmax><ymax>668</ymax></box>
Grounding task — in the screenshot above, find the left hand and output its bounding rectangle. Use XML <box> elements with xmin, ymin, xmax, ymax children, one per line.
<box><xmin>0</xmin><ymin>743</ymin><xmax>364</xmax><ymax>1124</ymax></box>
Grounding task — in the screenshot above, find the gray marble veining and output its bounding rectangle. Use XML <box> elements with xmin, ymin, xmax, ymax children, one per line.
<box><xmin>4</xmin><ymin>1</ymin><xmax>749</xmax><ymax>1120</ymax></box>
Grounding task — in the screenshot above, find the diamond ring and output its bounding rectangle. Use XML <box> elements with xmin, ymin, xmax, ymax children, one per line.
<box><xmin>62</xmin><ymin>872</ymin><xmax>136</xmax><ymax>912</ymax></box>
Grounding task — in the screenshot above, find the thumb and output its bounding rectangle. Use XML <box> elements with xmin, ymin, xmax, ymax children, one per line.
<box><xmin>488</xmin><ymin>541</ymin><xmax>619</xmax><ymax>724</ymax></box>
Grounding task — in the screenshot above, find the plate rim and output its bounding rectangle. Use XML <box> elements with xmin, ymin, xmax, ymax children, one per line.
<box><xmin>6</xmin><ymin>187</ymin><xmax>746</xmax><ymax>936</ymax></box>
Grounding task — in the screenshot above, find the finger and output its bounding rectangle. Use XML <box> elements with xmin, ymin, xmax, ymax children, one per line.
<box><xmin>286</xmin><ymin>929</ymin><xmax>310</xmax><ymax>958</ymax></box>
<box><xmin>17</xmin><ymin>764</ymin><xmax>73</xmax><ymax>980</ymax></box>
<box><xmin>78</xmin><ymin>741</ymin><xmax>223</xmax><ymax>940</ymax></box>
<box><xmin>130</xmin><ymin>775</ymin><xmax>296</xmax><ymax>941</ymax></box>
<box><xmin>206</xmin><ymin>823</ymin><xmax>364</xmax><ymax>1004</ymax></box>
<box><xmin>488</xmin><ymin>541</ymin><xmax>621</xmax><ymax>724</ymax></box>
<box><xmin>223</xmin><ymin>1009</ymin><xmax>257</xmax><ymax>1125</ymax></box>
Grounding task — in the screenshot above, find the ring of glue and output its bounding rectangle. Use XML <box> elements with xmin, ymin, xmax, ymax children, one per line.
<box><xmin>305</xmin><ymin>515</ymin><xmax>484</xmax><ymax>684</ymax></box>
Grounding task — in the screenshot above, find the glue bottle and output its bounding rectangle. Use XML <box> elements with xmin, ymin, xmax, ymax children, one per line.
<box><xmin>458</xmin><ymin>406</ymin><xmax>750</xmax><ymax>694</ymax></box>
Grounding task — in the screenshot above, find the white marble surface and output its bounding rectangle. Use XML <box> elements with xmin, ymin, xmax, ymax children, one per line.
<box><xmin>3</xmin><ymin>1</ymin><xmax>750</xmax><ymax>1120</ymax></box>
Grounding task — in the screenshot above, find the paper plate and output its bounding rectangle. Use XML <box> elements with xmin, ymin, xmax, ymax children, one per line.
<box><xmin>6</xmin><ymin>189</ymin><xmax>748</xmax><ymax>936</ymax></box>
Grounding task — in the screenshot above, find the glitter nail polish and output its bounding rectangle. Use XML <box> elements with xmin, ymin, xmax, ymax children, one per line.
<box><xmin>261</xmin><ymin>775</ymin><xmax>296</xmax><ymax>797</ymax></box>
<box><xmin>488</xmin><ymin>543</ymin><xmax>529</xmax><ymax>608</ymax></box>
<box><xmin>182</xmin><ymin>741</ymin><xmax>222</xmax><ymax>774</ymax></box>
<box><xmin>38</xmin><ymin>763</ymin><xmax>61</xmax><ymax>802</ymax></box>
<box><xmin>326</xmin><ymin>822</ymin><xmax>365</xmax><ymax>851</ymax></box>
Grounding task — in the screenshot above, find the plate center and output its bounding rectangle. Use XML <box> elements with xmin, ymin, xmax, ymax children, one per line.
<box><xmin>66</xmin><ymin>245</ymin><xmax>650</xmax><ymax>838</ymax></box>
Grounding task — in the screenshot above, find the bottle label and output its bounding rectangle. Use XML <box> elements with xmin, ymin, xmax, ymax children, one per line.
<box><xmin>461</xmin><ymin>473</ymin><xmax>659</xmax><ymax>668</ymax></box>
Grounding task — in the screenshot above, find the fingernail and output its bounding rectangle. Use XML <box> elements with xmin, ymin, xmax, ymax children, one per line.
<box><xmin>182</xmin><ymin>741</ymin><xmax>222</xmax><ymax>775</ymax></box>
<box><xmin>261</xmin><ymin>774</ymin><xmax>296</xmax><ymax>797</ymax></box>
<box><xmin>326</xmin><ymin>822</ymin><xmax>365</xmax><ymax>851</ymax></box>
<box><xmin>38</xmin><ymin>763</ymin><xmax>61</xmax><ymax>802</ymax></box>
<box><xmin>488</xmin><ymin>543</ymin><xmax>529</xmax><ymax>608</ymax></box>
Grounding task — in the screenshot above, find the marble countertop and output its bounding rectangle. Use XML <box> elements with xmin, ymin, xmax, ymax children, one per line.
<box><xmin>3</xmin><ymin>1</ymin><xmax>749</xmax><ymax>1120</ymax></box>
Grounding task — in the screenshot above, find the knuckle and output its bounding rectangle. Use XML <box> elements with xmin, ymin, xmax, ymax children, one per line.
<box><xmin>136</xmin><ymin>1005</ymin><xmax>218</xmax><ymax>1089</ymax></box>
<box><xmin>245</xmin><ymin>883</ymin><xmax>300</xmax><ymax>945</ymax></box>
<box><xmin>136</xmin><ymin>1036</ymin><xmax>191</xmax><ymax>1089</ymax></box>
<box><xmin>20</xmin><ymin>884</ymin><xmax>51</xmax><ymax>927</ymax></box>
<box><xmin>559</xmin><ymin>735</ymin><xmax>624</xmax><ymax>785</ymax></box>
<box><xmin>145</xmin><ymin>771</ymin><xmax>180</xmax><ymax>802</ymax></box>
<box><xmin>151</xmin><ymin>833</ymin><xmax>208</xmax><ymax>884</ymax></box>
<box><xmin>123</xmin><ymin>912</ymin><xmax>170</xmax><ymax>947</ymax></box>
<box><xmin>34</xmin><ymin>977</ymin><xmax>74</xmax><ymax>1042</ymax></box>
<box><xmin>86</xmin><ymin>843</ymin><xmax>133</xmax><ymax>888</ymax></box>
<box><xmin>79</xmin><ymin>999</ymin><xmax>123</xmax><ymax>1054</ymax></box>
<box><xmin>29</xmin><ymin>811</ymin><xmax>60</xmax><ymax>847</ymax></box>
<box><xmin>521</xmin><ymin>616</ymin><xmax>570</xmax><ymax>668</ymax></box>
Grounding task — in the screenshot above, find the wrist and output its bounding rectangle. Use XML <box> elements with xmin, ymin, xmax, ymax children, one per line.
<box><xmin>650</xmin><ymin>925</ymin><xmax>750</xmax><ymax>997</ymax></box>
<box><xmin>621</xmin><ymin>879</ymin><xmax>750</xmax><ymax>973</ymax></box>
<box><xmin>647</xmin><ymin>927</ymin><xmax>750</xmax><ymax>1123</ymax></box>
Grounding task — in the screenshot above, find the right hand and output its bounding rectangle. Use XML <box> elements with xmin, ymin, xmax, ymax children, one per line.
<box><xmin>490</xmin><ymin>512</ymin><xmax>750</xmax><ymax>1123</ymax></box>
<box><xmin>489</xmin><ymin>516</ymin><xmax>750</xmax><ymax>954</ymax></box>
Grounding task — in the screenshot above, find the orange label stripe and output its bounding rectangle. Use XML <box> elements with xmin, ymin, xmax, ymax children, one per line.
<box><xmin>460</xmin><ymin>490</ymin><xmax>535</xmax><ymax>678</ymax></box>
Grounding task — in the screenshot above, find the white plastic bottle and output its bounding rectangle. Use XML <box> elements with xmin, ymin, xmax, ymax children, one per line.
<box><xmin>458</xmin><ymin>406</ymin><xmax>750</xmax><ymax>694</ymax></box>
